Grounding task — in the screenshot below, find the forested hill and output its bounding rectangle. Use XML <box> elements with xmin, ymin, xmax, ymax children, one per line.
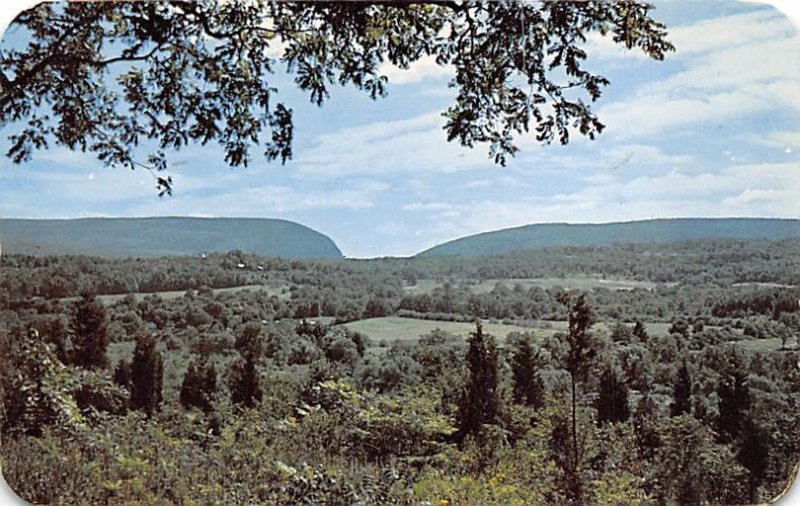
<box><xmin>0</xmin><ymin>217</ymin><xmax>343</xmax><ymax>259</ymax></box>
<box><xmin>417</xmin><ymin>218</ymin><xmax>800</xmax><ymax>258</ymax></box>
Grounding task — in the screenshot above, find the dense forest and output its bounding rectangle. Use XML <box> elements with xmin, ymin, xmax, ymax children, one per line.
<box><xmin>2</xmin><ymin>237</ymin><xmax>799</xmax><ymax>504</ymax></box>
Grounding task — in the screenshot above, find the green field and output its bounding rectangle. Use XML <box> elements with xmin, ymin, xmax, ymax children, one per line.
<box><xmin>404</xmin><ymin>276</ymin><xmax>667</xmax><ymax>295</ymax></box>
<box><xmin>62</xmin><ymin>283</ymin><xmax>292</xmax><ymax>305</ymax></box>
<box><xmin>344</xmin><ymin>316</ymin><xmax>558</xmax><ymax>344</ymax></box>
<box><xmin>344</xmin><ymin>317</ymin><xmax>683</xmax><ymax>348</ymax></box>
<box><xmin>469</xmin><ymin>277</ymin><xmax>663</xmax><ymax>293</ymax></box>
<box><xmin>108</xmin><ymin>340</ymin><xmax>236</xmax><ymax>400</ymax></box>
<box><xmin>735</xmin><ymin>337</ymin><xmax>795</xmax><ymax>352</ymax></box>
<box><xmin>402</xmin><ymin>279</ymin><xmax>442</xmax><ymax>294</ymax></box>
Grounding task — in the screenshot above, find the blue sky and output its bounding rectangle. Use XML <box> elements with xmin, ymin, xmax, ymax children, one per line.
<box><xmin>1</xmin><ymin>2</ymin><xmax>799</xmax><ymax>258</ymax></box>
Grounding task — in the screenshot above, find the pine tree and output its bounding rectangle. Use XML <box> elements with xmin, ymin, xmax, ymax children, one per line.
<box><xmin>229</xmin><ymin>357</ymin><xmax>262</xmax><ymax>408</ymax></box>
<box><xmin>670</xmin><ymin>360</ymin><xmax>692</xmax><ymax>417</ymax></box>
<box><xmin>71</xmin><ymin>292</ymin><xmax>109</xmax><ymax>370</ymax></box>
<box><xmin>235</xmin><ymin>323</ymin><xmax>263</xmax><ymax>362</ymax></box>
<box><xmin>632</xmin><ymin>391</ymin><xmax>659</xmax><ymax>459</ymax></box>
<box><xmin>510</xmin><ymin>337</ymin><xmax>544</xmax><ymax>408</ymax></box>
<box><xmin>130</xmin><ymin>334</ymin><xmax>163</xmax><ymax>415</ymax></box>
<box><xmin>596</xmin><ymin>364</ymin><xmax>630</xmax><ymax>423</ymax></box>
<box><xmin>717</xmin><ymin>353</ymin><xmax>750</xmax><ymax>443</ymax></box>
<box><xmin>203</xmin><ymin>362</ymin><xmax>217</xmax><ymax>406</ymax></box>
<box><xmin>181</xmin><ymin>361</ymin><xmax>217</xmax><ymax>412</ymax></box>
<box><xmin>112</xmin><ymin>359</ymin><xmax>131</xmax><ymax>389</ymax></box>
<box><xmin>457</xmin><ymin>321</ymin><xmax>500</xmax><ymax>438</ymax></box>
<box><xmin>633</xmin><ymin>320</ymin><xmax>648</xmax><ymax>342</ymax></box>
<box><xmin>555</xmin><ymin>292</ymin><xmax>599</xmax><ymax>505</ymax></box>
<box><xmin>229</xmin><ymin>324</ymin><xmax>263</xmax><ymax>408</ymax></box>
<box><xmin>180</xmin><ymin>362</ymin><xmax>201</xmax><ymax>409</ymax></box>
<box><xmin>738</xmin><ymin>417</ymin><xmax>768</xmax><ymax>503</ymax></box>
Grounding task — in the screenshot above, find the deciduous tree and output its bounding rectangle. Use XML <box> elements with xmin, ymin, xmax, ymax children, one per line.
<box><xmin>1</xmin><ymin>1</ymin><xmax>673</xmax><ymax>193</ymax></box>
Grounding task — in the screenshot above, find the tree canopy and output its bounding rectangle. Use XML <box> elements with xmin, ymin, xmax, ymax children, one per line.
<box><xmin>0</xmin><ymin>1</ymin><xmax>673</xmax><ymax>194</ymax></box>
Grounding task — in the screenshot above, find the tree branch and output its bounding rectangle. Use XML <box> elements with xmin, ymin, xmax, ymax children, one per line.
<box><xmin>91</xmin><ymin>42</ymin><xmax>166</xmax><ymax>68</ymax></box>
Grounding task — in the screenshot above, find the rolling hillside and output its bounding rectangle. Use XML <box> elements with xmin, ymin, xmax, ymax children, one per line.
<box><xmin>0</xmin><ymin>217</ymin><xmax>343</xmax><ymax>259</ymax></box>
<box><xmin>416</xmin><ymin>218</ymin><xmax>800</xmax><ymax>257</ymax></box>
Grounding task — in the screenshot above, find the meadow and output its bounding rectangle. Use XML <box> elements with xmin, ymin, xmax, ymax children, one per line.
<box><xmin>2</xmin><ymin>238</ymin><xmax>799</xmax><ymax>505</ymax></box>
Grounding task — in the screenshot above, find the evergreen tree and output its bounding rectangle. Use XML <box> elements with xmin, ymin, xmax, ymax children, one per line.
<box><xmin>154</xmin><ymin>353</ymin><xmax>164</xmax><ymax>409</ymax></box>
<box><xmin>180</xmin><ymin>362</ymin><xmax>201</xmax><ymax>410</ymax></box>
<box><xmin>235</xmin><ymin>323</ymin><xmax>263</xmax><ymax>362</ymax></box>
<box><xmin>510</xmin><ymin>337</ymin><xmax>544</xmax><ymax>408</ymax></box>
<box><xmin>738</xmin><ymin>417</ymin><xmax>768</xmax><ymax>503</ymax></box>
<box><xmin>180</xmin><ymin>361</ymin><xmax>217</xmax><ymax>412</ymax></box>
<box><xmin>229</xmin><ymin>324</ymin><xmax>263</xmax><ymax>408</ymax></box>
<box><xmin>632</xmin><ymin>391</ymin><xmax>659</xmax><ymax>459</ymax></box>
<box><xmin>130</xmin><ymin>334</ymin><xmax>163</xmax><ymax>415</ymax></box>
<box><xmin>554</xmin><ymin>291</ymin><xmax>599</xmax><ymax>504</ymax></box>
<box><xmin>670</xmin><ymin>360</ymin><xmax>692</xmax><ymax>417</ymax></box>
<box><xmin>633</xmin><ymin>320</ymin><xmax>648</xmax><ymax>342</ymax></box>
<box><xmin>71</xmin><ymin>292</ymin><xmax>109</xmax><ymax>370</ymax></box>
<box><xmin>203</xmin><ymin>362</ymin><xmax>217</xmax><ymax>406</ymax></box>
<box><xmin>715</xmin><ymin>351</ymin><xmax>766</xmax><ymax>502</ymax></box>
<box><xmin>457</xmin><ymin>321</ymin><xmax>500</xmax><ymax>439</ymax></box>
<box><xmin>229</xmin><ymin>357</ymin><xmax>262</xmax><ymax>408</ymax></box>
<box><xmin>610</xmin><ymin>322</ymin><xmax>633</xmax><ymax>343</ymax></box>
<box><xmin>38</xmin><ymin>317</ymin><xmax>70</xmax><ymax>364</ymax></box>
<box><xmin>112</xmin><ymin>359</ymin><xmax>131</xmax><ymax>389</ymax></box>
<box><xmin>596</xmin><ymin>363</ymin><xmax>630</xmax><ymax>424</ymax></box>
<box><xmin>668</xmin><ymin>318</ymin><xmax>690</xmax><ymax>338</ymax></box>
<box><xmin>717</xmin><ymin>353</ymin><xmax>750</xmax><ymax>443</ymax></box>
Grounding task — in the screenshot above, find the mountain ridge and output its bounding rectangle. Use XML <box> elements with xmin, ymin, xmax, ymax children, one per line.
<box><xmin>416</xmin><ymin>218</ymin><xmax>800</xmax><ymax>257</ymax></box>
<box><xmin>0</xmin><ymin>217</ymin><xmax>343</xmax><ymax>259</ymax></box>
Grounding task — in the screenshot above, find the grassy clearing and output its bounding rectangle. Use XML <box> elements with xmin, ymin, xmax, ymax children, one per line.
<box><xmin>108</xmin><ymin>340</ymin><xmax>236</xmax><ymax>401</ymax></box>
<box><xmin>640</xmin><ymin>322</ymin><xmax>672</xmax><ymax>337</ymax></box>
<box><xmin>469</xmin><ymin>277</ymin><xmax>661</xmax><ymax>293</ymax></box>
<box><xmin>404</xmin><ymin>277</ymin><xmax>664</xmax><ymax>296</ymax></box>
<box><xmin>402</xmin><ymin>279</ymin><xmax>442</xmax><ymax>294</ymax></box>
<box><xmin>731</xmin><ymin>282</ymin><xmax>796</xmax><ymax>289</ymax></box>
<box><xmin>734</xmin><ymin>337</ymin><xmax>797</xmax><ymax>352</ymax></box>
<box><xmin>344</xmin><ymin>316</ymin><xmax>555</xmax><ymax>344</ymax></box>
<box><xmin>62</xmin><ymin>283</ymin><xmax>292</xmax><ymax>305</ymax></box>
<box><xmin>346</xmin><ymin>317</ymin><xmax>679</xmax><ymax>349</ymax></box>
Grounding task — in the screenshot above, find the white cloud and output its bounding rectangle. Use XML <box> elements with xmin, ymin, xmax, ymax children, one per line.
<box><xmin>403</xmin><ymin>202</ymin><xmax>459</xmax><ymax>212</ymax></box>
<box><xmin>464</xmin><ymin>179</ymin><xmax>491</xmax><ymax>188</ymax></box>
<box><xmin>667</xmin><ymin>8</ymin><xmax>793</xmax><ymax>54</ymax></box>
<box><xmin>463</xmin><ymin>175</ymin><xmax>522</xmax><ymax>189</ymax></box>
<box><xmin>597</xmin><ymin>8</ymin><xmax>800</xmax><ymax>140</ymax></box>
<box><xmin>657</xmin><ymin>35</ymin><xmax>800</xmax><ymax>92</ymax></box>
<box><xmin>601</xmin><ymin>87</ymin><xmax>766</xmax><ymax>138</ymax></box>
<box><xmin>585</xmin><ymin>9</ymin><xmax>791</xmax><ymax>62</ymax></box>
<box><xmin>129</xmin><ymin>182</ymin><xmax>386</xmax><ymax>215</ymax></box>
<box><xmin>379</xmin><ymin>55</ymin><xmax>454</xmax><ymax>85</ymax></box>
<box><xmin>726</xmin><ymin>188</ymin><xmax>788</xmax><ymax>204</ymax></box>
<box><xmin>756</xmin><ymin>130</ymin><xmax>800</xmax><ymax>149</ymax></box>
<box><xmin>408</xmin><ymin>160</ymin><xmax>800</xmax><ymax>244</ymax></box>
<box><xmin>294</xmin><ymin>111</ymin><xmax>490</xmax><ymax>178</ymax></box>
<box><xmin>0</xmin><ymin>161</ymin><xmax>389</xmax><ymax>218</ymax></box>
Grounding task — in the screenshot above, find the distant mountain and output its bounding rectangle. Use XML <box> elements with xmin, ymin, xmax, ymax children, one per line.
<box><xmin>416</xmin><ymin>218</ymin><xmax>800</xmax><ymax>258</ymax></box>
<box><xmin>0</xmin><ymin>217</ymin><xmax>343</xmax><ymax>259</ymax></box>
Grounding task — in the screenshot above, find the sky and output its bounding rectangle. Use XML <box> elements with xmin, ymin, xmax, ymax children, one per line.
<box><xmin>1</xmin><ymin>2</ymin><xmax>799</xmax><ymax>258</ymax></box>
